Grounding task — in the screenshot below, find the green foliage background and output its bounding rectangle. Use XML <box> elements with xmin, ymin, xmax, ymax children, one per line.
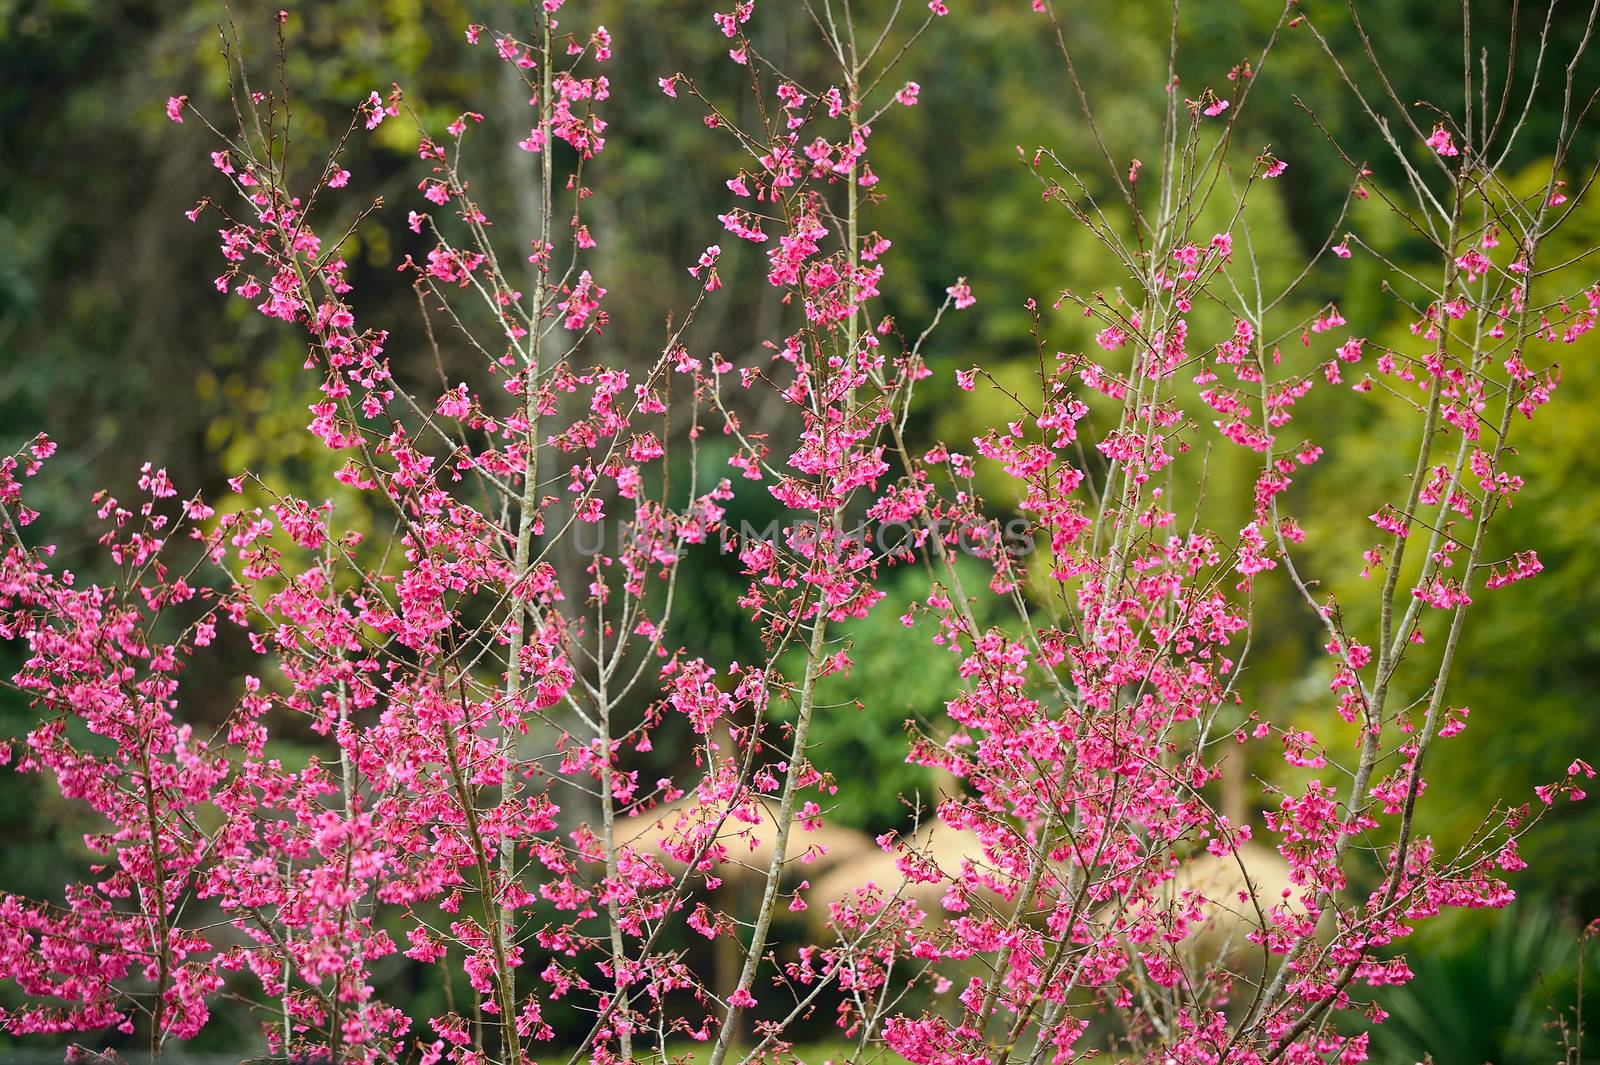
<box><xmin>1</xmin><ymin>1</ymin><xmax>1597</xmax><ymax>1060</ymax></box>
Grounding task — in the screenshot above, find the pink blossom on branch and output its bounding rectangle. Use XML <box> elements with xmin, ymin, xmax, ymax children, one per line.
<box><xmin>0</xmin><ymin>3</ymin><xmax>1592</xmax><ymax>1064</ymax></box>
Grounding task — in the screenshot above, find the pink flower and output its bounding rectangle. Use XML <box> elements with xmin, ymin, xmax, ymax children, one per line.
<box><xmin>946</xmin><ymin>278</ymin><xmax>975</xmax><ymax>309</ymax></box>
<box><xmin>1426</xmin><ymin>124</ymin><xmax>1459</xmax><ymax>156</ymax></box>
<box><xmin>165</xmin><ymin>95</ymin><xmax>188</xmax><ymax>123</ymax></box>
<box><xmin>688</xmin><ymin>245</ymin><xmax>723</xmax><ymax>291</ymax></box>
<box><xmin>363</xmin><ymin>89</ymin><xmax>397</xmax><ymax>130</ymax></box>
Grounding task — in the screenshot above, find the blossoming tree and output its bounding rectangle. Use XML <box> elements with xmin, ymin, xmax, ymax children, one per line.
<box><xmin>2</xmin><ymin>1</ymin><xmax>1597</xmax><ymax>1063</ymax></box>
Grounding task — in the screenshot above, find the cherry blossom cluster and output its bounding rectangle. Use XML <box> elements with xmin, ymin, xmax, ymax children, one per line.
<box><xmin>2</xmin><ymin>3</ymin><xmax>1597</xmax><ymax>1064</ymax></box>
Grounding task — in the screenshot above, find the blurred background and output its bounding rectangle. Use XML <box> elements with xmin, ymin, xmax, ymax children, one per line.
<box><xmin>1</xmin><ymin>0</ymin><xmax>1597</xmax><ymax>1060</ymax></box>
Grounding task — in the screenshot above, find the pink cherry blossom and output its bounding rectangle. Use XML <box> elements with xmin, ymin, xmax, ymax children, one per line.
<box><xmin>4</xmin><ymin>9</ymin><xmax>1588</xmax><ymax>1065</ymax></box>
